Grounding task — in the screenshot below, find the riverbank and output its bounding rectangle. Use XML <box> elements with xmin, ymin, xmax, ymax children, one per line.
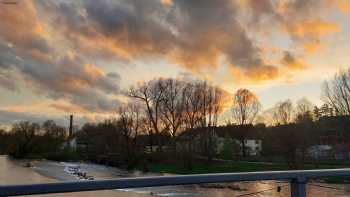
<box><xmin>2</xmin><ymin>156</ymin><xmax>350</xmax><ymax>197</ymax></box>
<box><xmin>0</xmin><ymin>156</ymin><xmax>153</xmax><ymax>197</ymax></box>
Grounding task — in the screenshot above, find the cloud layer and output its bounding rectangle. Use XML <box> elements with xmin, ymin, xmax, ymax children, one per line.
<box><xmin>36</xmin><ymin>0</ymin><xmax>279</xmax><ymax>80</ymax></box>
<box><xmin>0</xmin><ymin>0</ymin><xmax>346</xmax><ymax>122</ymax></box>
<box><xmin>0</xmin><ymin>1</ymin><xmax>121</xmax><ymax>113</ymax></box>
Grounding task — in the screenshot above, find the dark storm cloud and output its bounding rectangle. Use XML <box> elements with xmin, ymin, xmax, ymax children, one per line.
<box><xmin>281</xmin><ymin>51</ymin><xmax>306</xmax><ymax>70</ymax></box>
<box><xmin>169</xmin><ymin>0</ymin><xmax>270</xmax><ymax>70</ymax></box>
<box><xmin>242</xmin><ymin>0</ymin><xmax>278</xmax><ymax>27</ymax></box>
<box><xmin>37</xmin><ymin>0</ymin><xmax>279</xmax><ymax>80</ymax></box>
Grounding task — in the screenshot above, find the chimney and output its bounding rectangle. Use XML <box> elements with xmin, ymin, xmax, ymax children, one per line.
<box><xmin>69</xmin><ymin>114</ymin><xmax>73</xmax><ymax>137</ymax></box>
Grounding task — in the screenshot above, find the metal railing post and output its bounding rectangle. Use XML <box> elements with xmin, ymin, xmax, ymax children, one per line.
<box><xmin>290</xmin><ymin>177</ymin><xmax>307</xmax><ymax>197</ymax></box>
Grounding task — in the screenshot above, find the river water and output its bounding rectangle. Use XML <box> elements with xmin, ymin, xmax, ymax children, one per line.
<box><xmin>0</xmin><ymin>155</ymin><xmax>349</xmax><ymax>197</ymax></box>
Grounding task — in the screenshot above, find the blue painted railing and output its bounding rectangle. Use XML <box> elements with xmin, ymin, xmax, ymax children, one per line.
<box><xmin>1</xmin><ymin>168</ymin><xmax>350</xmax><ymax>197</ymax></box>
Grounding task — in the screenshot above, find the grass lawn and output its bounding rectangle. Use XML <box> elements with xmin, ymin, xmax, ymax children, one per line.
<box><xmin>137</xmin><ymin>161</ymin><xmax>350</xmax><ymax>184</ymax></box>
<box><xmin>142</xmin><ymin>161</ymin><xmax>350</xmax><ymax>175</ymax></box>
<box><xmin>140</xmin><ymin>161</ymin><xmax>288</xmax><ymax>174</ymax></box>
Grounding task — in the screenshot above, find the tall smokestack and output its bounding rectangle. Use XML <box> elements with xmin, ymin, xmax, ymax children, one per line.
<box><xmin>69</xmin><ymin>114</ymin><xmax>73</xmax><ymax>137</ymax></box>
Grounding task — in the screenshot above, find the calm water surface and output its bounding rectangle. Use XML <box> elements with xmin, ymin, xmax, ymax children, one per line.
<box><xmin>0</xmin><ymin>155</ymin><xmax>349</xmax><ymax>197</ymax></box>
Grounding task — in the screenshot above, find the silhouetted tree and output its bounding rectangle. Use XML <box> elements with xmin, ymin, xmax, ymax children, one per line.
<box><xmin>295</xmin><ymin>98</ymin><xmax>314</xmax><ymax>122</ymax></box>
<box><xmin>272</xmin><ymin>99</ymin><xmax>294</xmax><ymax>125</ymax></box>
<box><xmin>160</xmin><ymin>79</ymin><xmax>184</xmax><ymax>136</ymax></box>
<box><xmin>183</xmin><ymin>82</ymin><xmax>205</xmax><ymax>129</ymax></box>
<box><xmin>198</xmin><ymin>82</ymin><xmax>226</xmax><ymax>161</ymax></box>
<box><xmin>319</xmin><ymin>103</ymin><xmax>334</xmax><ymax>117</ymax></box>
<box><xmin>159</xmin><ymin>79</ymin><xmax>186</xmax><ymax>152</ymax></box>
<box><xmin>128</xmin><ymin>79</ymin><xmax>167</xmax><ymax>152</ymax></box>
<box><xmin>265</xmin><ymin>122</ymin><xmax>317</xmax><ymax>169</ymax></box>
<box><xmin>313</xmin><ymin>106</ymin><xmax>321</xmax><ymax>120</ymax></box>
<box><xmin>40</xmin><ymin>120</ymin><xmax>66</xmax><ymax>154</ymax></box>
<box><xmin>0</xmin><ymin>128</ymin><xmax>10</xmax><ymax>154</ymax></box>
<box><xmin>117</xmin><ymin>102</ymin><xmax>146</xmax><ymax>165</ymax></box>
<box><xmin>8</xmin><ymin>121</ymin><xmax>40</xmax><ymax>158</ymax></box>
<box><xmin>322</xmin><ymin>69</ymin><xmax>350</xmax><ymax>115</ymax></box>
<box><xmin>78</xmin><ymin>120</ymin><xmax>122</xmax><ymax>163</ymax></box>
<box><xmin>232</xmin><ymin>89</ymin><xmax>261</xmax><ymax>157</ymax></box>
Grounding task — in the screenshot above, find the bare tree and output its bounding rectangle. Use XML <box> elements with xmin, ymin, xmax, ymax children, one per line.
<box><xmin>128</xmin><ymin>79</ymin><xmax>167</xmax><ymax>152</ymax></box>
<box><xmin>295</xmin><ymin>98</ymin><xmax>314</xmax><ymax>123</ymax></box>
<box><xmin>200</xmin><ymin>82</ymin><xmax>226</xmax><ymax>160</ymax></box>
<box><xmin>183</xmin><ymin>82</ymin><xmax>205</xmax><ymax>129</ymax></box>
<box><xmin>197</xmin><ymin>82</ymin><xmax>217</xmax><ymax>127</ymax></box>
<box><xmin>232</xmin><ymin>88</ymin><xmax>261</xmax><ymax>157</ymax></box>
<box><xmin>205</xmin><ymin>85</ymin><xmax>224</xmax><ymax>128</ymax></box>
<box><xmin>9</xmin><ymin>121</ymin><xmax>40</xmax><ymax>158</ymax></box>
<box><xmin>117</xmin><ymin>102</ymin><xmax>145</xmax><ymax>161</ymax></box>
<box><xmin>272</xmin><ymin>100</ymin><xmax>294</xmax><ymax>125</ymax></box>
<box><xmin>319</xmin><ymin>103</ymin><xmax>334</xmax><ymax>117</ymax></box>
<box><xmin>160</xmin><ymin>79</ymin><xmax>186</xmax><ymax>138</ymax></box>
<box><xmin>232</xmin><ymin>89</ymin><xmax>261</xmax><ymax>125</ymax></box>
<box><xmin>128</xmin><ymin>78</ymin><xmax>227</xmax><ymax>159</ymax></box>
<box><xmin>322</xmin><ymin>69</ymin><xmax>350</xmax><ymax>115</ymax></box>
<box><xmin>41</xmin><ymin>120</ymin><xmax>66</xmax><ymax>153</ymax></box>
<box><xmin>313</xmin><ymin>106</ymin><xmax>321</xmax><ymax>120</ymax></box>
<box><xmin>296</xmin><ymin>98</ymin><xmax>313</xmax><ymax>115</ymax></box>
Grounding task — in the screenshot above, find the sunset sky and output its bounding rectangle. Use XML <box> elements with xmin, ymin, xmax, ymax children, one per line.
<box><xmin>0</xmin><ymin>0</ymin><xmax>350</xmax><ymax>126</ymax></box>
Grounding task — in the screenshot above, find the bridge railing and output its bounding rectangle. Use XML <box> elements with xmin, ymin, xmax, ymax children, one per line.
<box><xmin>1</xmin><ymin>168</ymin><xmax>350</xmax><ymax>197</ymax></box>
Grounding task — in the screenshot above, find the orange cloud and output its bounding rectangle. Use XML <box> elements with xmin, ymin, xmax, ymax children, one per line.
<box><xmin>160</xmin><ymin>0</ymin><xmax>173</xmax><ymax>6</ymax></box>
<box><xmin>229</xmin><ymin>65</ymin><xmax>279</xmax><ymax>84</ymax></box>
<box><xmin>84</xmin><ymin>63</ymin><xmax>105</xmax><ymax>80</ymax></box>
<box><xmin>50</xmin><ymin>102</ymin><xmax>88</xmax><ymax>113</ymax></box>
<box><xmin>245</xmin><ymin>66</ymin><xmax>279</xmax><ymax>81</ymax></box>
<box><xmin>286</xmin><ymin>20</ymin><xmax>340</xmax><ymax>38</ymax></box>
<box><xmin>303</xmin><ymin>41</ymin><xmax>322</xmax><ymax>54</ymax></box>
<box><xmin>281</xmin><ymin>19</ymin><xmax>340</xmax><ymax>54</ymax></box>
<box><xmin>1</xmin><ymin>102</ymin><xmax>61</xmax><ymax>114</ymax></box>
<box><xmin>0</xmin><ymin>1</ymin><xmax>49</xmax><ymax>53</ymax></box>
<box><xmin>334</xmin><ymin>0</ymin><xmax>350</xmax><ymax>13</ymax></box>
<box><xmin>169</xmin><ymin>46</ymin><xmax>221</xmax><ymax>72</ymax></box>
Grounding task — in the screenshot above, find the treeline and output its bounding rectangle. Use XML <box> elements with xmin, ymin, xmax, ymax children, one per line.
<box><xmin>75</xmin><ymin>74</ymin><xmax>344</xmax><ymax>169</ymax></box>
<box><xmin>261</xmin><ymin>69</ymin><xmax>350</xmax><ymax>169</ymax></box>
<box><xmin>77</xmin><ymin>78</ymin><xmax>228</xmax><ymax>168</ymax></box>
<box><xmin>1</xmin><ymin>69</ymin><xmax>350</xmax><ymax>170</ymax></box>
<box><xmin>0</xmin><ymin>120</ymin><xmax>67</xmax><ymax>159</ymax></box>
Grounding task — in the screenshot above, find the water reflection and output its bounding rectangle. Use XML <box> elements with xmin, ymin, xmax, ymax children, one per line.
<box><xmin>0</xmin><ymin>155</ymin><xmax>350</xmax><ymax>197</ymax></box>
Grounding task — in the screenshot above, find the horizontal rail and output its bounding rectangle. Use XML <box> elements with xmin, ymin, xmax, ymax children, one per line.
<box><xmin>1</xmin><ymin>168</ymin><xmax>350</xmax><ymax>196</ymax></box>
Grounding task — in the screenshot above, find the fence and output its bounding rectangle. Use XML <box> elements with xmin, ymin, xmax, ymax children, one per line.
<box><xmin>1</xmin><ymin>168</ymin><xmax>350</xmax><ymax>197</ymax></box>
